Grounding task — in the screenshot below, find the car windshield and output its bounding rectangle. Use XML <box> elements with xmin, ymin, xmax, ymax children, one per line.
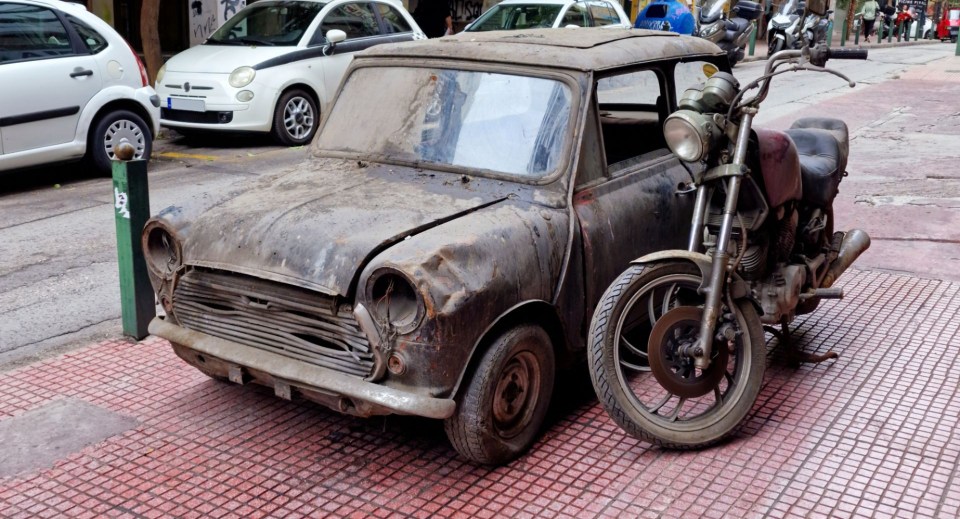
<box><xmin>206</xmin><ymin>1</ymin><xmax>325</xmax><ymax>46</ymax></box>
<box><xmin>467</xmin><ymin>4</ymin><xmax>564</xmax><ymax>31</ymax></box>
<box><xmin>316</xmin><ymin>67</ymin><xmax>573</xmax><ymax>179</ymax></box>
<box><xmin>700</xmin><ymin>0</ymin><xmax>727</xmax><ymax>21</ymax></box>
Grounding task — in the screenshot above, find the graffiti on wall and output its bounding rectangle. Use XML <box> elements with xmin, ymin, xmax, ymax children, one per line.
<box><xmin>189</xmin><ymin>0</ymin><xmax>246</xmax><ymax>46</ymax></box>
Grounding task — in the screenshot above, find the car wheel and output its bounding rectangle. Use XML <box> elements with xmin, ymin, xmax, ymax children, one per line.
<box><xmin>89</xmin><ymin>110</ymin><xmax>152</xmax><ymax>175</ymax></box>
<box><xmin>272</xmin><ymin>89</ymin><xmax>318</xmax><ymax>146</ymax></box>
<box><xmin>444</xmin><ymin>324</ymin><xmax>555</xmax><ymax>465</ymax></box>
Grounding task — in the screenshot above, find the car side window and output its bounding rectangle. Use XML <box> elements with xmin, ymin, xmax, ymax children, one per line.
<box><xmin>0</xmin><ymin>3</ymin><xmax>75</xmax><ymax>64</ymax></box>
<box><xmin>66</xmin><ymin>15</ymin><xmax>108</xmax><ymax>54</ymax></box>
<box><xmin>375</xmin><ymin>3</ymin><xmax>412</xmax><ymax>33</ymax></box>
<box><xmin>595</xmin><ymin>69</ymin><xmax>669</xmax><ymax>172</ymax></box>
<box><xmin>560</xmin><ymin>2</ymin><xmax>592</xmax><ymax>27</ymax></box>
<box><xmin>320</xmin><ymin>3</ymin><xmax>381</xmax><ymax>39</ymax></box>
<box><xmin>588</xmin><ymin>1</ymin><xmax>620</xmax><ymax>26</ymax></box>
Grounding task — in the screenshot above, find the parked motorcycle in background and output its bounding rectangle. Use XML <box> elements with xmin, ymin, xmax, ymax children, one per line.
<box><xmin>586</xmin><ymin>34</ymin><xmax>871</xmax><ymax>448</ymax></box>
<box><xmin>767</xmin><ymin>0</ymin><xmax>831</xmax><ymax>53</ymax></box>
<box><xmin>696</xmin><ymin>0</ymin><xmax>763</xmax><ymax>67</ymax></box>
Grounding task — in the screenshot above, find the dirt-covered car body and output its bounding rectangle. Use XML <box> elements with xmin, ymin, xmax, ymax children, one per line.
<box><xmin>144</xmin><ymin>29</ymin><xmax>728</xmax><ymax>463</ymax></box>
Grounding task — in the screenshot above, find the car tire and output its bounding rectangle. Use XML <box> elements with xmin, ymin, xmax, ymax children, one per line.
<box><xmin>89</xmin><ymin>110</ymin><xmax>152</xmax><ymax>176</ymax></box>
<box><xmin>444</xmin><ymin>324</ymin><xmax>555</xmax><ymax>465</ymax></box>
<box><xmin>271</xmin><ymin>89</ymin><xmax>318</xmax><ymax>146</ymax></box>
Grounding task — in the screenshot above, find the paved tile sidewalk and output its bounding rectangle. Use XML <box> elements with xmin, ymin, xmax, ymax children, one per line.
<box><xmin>1</xmin><ymin>269</ymin><xmax>959</xmax><ymax>518</ymax></box>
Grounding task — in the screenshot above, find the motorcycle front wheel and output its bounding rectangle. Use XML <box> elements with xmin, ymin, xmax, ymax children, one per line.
<box><xmin>768</xmin><ymin>37</ymin><xmax>785</xmax><ymax>55</ymax></box>
<box><xmin>587</xmin><ymin>261</ymin><xmax>766</xmax><ymax>449</ymax></box>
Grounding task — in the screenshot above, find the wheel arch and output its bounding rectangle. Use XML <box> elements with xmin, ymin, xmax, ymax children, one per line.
<box><xmin>86</xmin><ymin>98</ymin><xmax>156</xmax><ymax>146</ymax></box>
<box><xmin>275</xmin><ymin>82</ymin><xmax>322</xmax><ymax>113</ymax></box>
<box><xmin>451</xmin><ymin>299</ymin><xmax>568</xmax><ymax>399</ymax></box>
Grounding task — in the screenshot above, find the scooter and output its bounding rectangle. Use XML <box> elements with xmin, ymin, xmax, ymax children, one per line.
<box><xmin>586</xmin><ymin>38</ymin><xmax>870</xmax><ymax>447</ymax></box>
<box><xmin>766</xmin><ymin>0</ymin><xmax>830</xmax><ymax>52</ymax></box>
<box><xmin>696</xmin><ymin>0</ymin><xmax>763</xmax><ymax>67</ymax></box>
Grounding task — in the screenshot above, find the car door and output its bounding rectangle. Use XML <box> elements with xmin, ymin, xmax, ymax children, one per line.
<box><xmin>573</xmin><ymin>68</ymin><xmax>696</xmax><ymax>315</ymax></box>
<box><xmin>0</xmin><ymin>2</ymin><xmax>101</xmax><ymax>155</ymax></box>
<box><xmin>311</xmin><ymin>2</ymin><xmax>410</xmax><ymax>100</ymax></box>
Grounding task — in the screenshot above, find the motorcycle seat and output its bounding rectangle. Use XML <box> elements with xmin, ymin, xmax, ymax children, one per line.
<box><xmin>784</xmin><ymin>122</ymin><xmax>847</xmax><ymax>207</ymax></box>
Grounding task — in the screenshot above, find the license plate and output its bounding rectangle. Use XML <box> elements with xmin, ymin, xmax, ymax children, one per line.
<box><xmin>166</xmin><ymin>97</ymin><xmax>205</xmax><ymax>112</ymax></box>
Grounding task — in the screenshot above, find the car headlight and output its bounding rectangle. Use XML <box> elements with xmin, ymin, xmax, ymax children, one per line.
<box><xmin>663</xmin><ymin>110</ymin><xmax>719</xmax><ymax>163</ymax></box>
<box><xmin>366</xmin><ymin>268</ymin><xmax>424</xmax><ymax>333</ymax></box>
<box><xmin>142</xmin><ymin>220</ymin><xmax>182</xmax><ymax>279</ymax></box>
<box><xmin>228</xmin><ymin>66</ymin><xmax>256</xmax><ymax>88</ymax></box>
<box><xmin>156</xmin><ymin>64</ymin><xmax>166</xmax><ymax>85</ymax></box>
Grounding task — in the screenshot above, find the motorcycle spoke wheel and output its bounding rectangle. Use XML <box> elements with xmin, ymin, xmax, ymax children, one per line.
<box><xmin>588</xmin><ymin>262</ymin><xmax>766</xmax><ymax>449</ymax></box>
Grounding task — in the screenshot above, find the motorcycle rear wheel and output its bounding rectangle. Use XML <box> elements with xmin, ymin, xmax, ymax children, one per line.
<box><xmin>587</xmin><ymin>262</ymin><xmax>766</xmax><ymax>449</ymax></box>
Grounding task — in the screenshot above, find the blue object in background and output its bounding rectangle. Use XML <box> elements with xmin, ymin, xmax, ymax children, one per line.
<box><xmin>634</xmin><ymin>0</ymin><xmax>696</xmax><ymax>34</ymax></box>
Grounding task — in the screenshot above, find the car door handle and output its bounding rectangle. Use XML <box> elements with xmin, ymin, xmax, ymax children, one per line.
<box><xmin>70</xmin><ymin>69</ymin><xmax>94</xmax><ymax>78</ymax></box>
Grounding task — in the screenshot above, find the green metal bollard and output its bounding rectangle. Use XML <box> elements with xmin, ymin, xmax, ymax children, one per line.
<box><xmin>828</xmin><ymin>20</ymin><xmax>834</xmax><ymax>46</ymax></box>
<box><xmin>749</xmin><ymin>21</ymin><xmax>757</xmax><ymax>55</ymax></box>
<box><xmin>897</xmin><ymin>21</ymin><xmax>903</xmax><ymax>41</ymax></box>
<box><xmin>854</xmin><ymin>19</ymin><xmax>859</xmax><ymax>45</ymax></box>
<box><xmin>956</xmin><ymin>30</ymin><xmax>960</xmax><ymax>56</ymax></box>
<box><xmin>112</xmin><ymin>144</ymin><xmax>155</xmax><ymax>340</ymax></box>
<box><xmin>878</xmin><ymin>18</ymin><xmax>884</xmax><ymax>41</ymax></box>
<box><xmin>841</xmin><ymin>20</ymin><xmax>848</xmax><ymax>46</ymax></box>
<box><xmin>888</xmin><ymin>20</ymin><xmax>893</xmax><ymax>42</ymax></box>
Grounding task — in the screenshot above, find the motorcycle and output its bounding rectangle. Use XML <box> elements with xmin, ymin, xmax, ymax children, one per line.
<box><xmin>767</xmin><ymin>0</ymin><xmax>831</xmax><ymax>53</ymax></box>
<box><xmin>696</xmin><ymin>0</ymin><xmax>763</xmax><ymax>67</ymax></box>
<box><xmin>586</xmin><ymin>42</ymin><xmax>870</xmax><ymax>448</ymax></box>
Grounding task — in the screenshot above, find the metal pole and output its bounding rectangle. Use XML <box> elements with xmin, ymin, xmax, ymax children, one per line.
<box><xmin>828</xmin><ymin>19</ymin><xmax>835</xmax><ymax>45</ymax></box>
<box><xmin>112</xmin><ymin>143</ymin><xmax>155</xmax><ymax>339</ymax></box>
<box><xmin>854</xmin><ymin>18</ymin><xmax>860</xmax><ymax>44</ymax></box>
<box><xmin>956</xmin><ymin>26</ymin><xmax>960</xmax><ymax>55</ymax></box>
<box><xmin>749</xmin><ymin>21</ymin><xmax>757</xmax><ymax>55</ymax></box>
<box><xmin>842</xmin><ymin>18</ymin><xmax>849</xmax><ymax>45</ymax></box>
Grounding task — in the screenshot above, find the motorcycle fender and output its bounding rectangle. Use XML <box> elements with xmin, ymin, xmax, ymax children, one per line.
<box><xmin>631</xmin><ymin>250</ymin><xmax>751</xmax><ymax>301</ymax></box>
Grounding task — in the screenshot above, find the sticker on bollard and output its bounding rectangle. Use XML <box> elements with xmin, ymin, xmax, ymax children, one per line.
<box><xmin>112</xmin><ymin>143</ymin><xmax>155</xmax><ymax>339</ymax></box>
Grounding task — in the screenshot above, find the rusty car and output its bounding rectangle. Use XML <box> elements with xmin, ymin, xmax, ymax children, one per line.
<box><xmin>143</xmin><ymin>29</ymin><xmax>729</xmax><ymax>465</ymax></box>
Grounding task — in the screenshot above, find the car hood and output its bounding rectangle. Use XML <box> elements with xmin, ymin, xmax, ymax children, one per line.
<box><xmin>174</xmin><ymin>158</ymin><xmax>518</xmax><ymax>297</ymax></box>
<box><xmin>164</xmin><ymin>43</ymin><xmax>295</xmax><ymax>74</ymax></box>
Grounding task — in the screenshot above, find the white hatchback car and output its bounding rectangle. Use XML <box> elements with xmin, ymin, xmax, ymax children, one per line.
<box><xmin>464</xmin><ymin>0</ymin><xmax>631</xmax><ymax>31</ymax></box>
<box><xmin>156</xmin><ymin>0</ymin><xmax>424</xmax><ymax>146</ymax></box>
<box><xmin>0</xmin><ymin>0</ymin><xmax>159</xmax><ymax>174</ymax></box>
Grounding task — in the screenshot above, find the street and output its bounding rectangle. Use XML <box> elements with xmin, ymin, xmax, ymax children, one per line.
<box><xmin>2</xmin><ymin>40</ymin><xmax>960</xmax><ymax>518</ymax></box>
<box><xmin>1</xmin><ymin>42</ymin><xmax>956</xmax><ymax>369</ymax></box>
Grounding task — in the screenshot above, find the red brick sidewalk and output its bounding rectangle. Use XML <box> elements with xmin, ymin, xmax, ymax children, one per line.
<box><xmin>1</xmin><ymin>269</ymin><xmax>959</xmax><ymax>518</ymax></box>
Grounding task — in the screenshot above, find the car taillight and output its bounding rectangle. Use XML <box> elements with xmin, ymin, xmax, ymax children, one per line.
<box><xmin>127</xmin><ymin>42</ymin><xmax>149</xmax><ymax>87</ymax></box>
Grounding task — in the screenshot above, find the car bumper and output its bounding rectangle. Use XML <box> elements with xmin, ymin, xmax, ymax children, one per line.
<box><xmin>149</xmin><ymin>317</ymin><xmax>457</xmax><ymax>420</ymax></box>
<box><xmin>135</xmin><ymin>87</ymin><xmax>162</xmax><ymax>136</ymax></box>
<box><xmin>156</xmin><ymin>72</ymin><xmax>276</xmax><ymax>133</ymax></box>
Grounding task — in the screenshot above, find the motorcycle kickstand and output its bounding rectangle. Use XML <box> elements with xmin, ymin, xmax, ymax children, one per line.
<box><xmin>764</xmin><ymin>317</ymin><xmax>838</xmax><ymax>367</ymax></box>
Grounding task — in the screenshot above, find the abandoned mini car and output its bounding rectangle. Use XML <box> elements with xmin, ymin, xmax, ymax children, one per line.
<box><xmin>144</xmin><ymin>29</ymin><xmax>728</xmax><ymax>464</ymax></box>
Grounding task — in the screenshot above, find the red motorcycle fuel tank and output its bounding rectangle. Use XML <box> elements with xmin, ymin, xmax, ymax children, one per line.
<box><xmin>753</xmin><ymin>128</ymin><xmax>802</xmax><ymax>207</ymax></box>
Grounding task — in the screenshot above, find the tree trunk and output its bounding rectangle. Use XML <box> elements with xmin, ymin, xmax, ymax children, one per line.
<box><xmin>140</xmin><ymin>0</ymin><xmax>162</xmax><ymax>85</ymax></box>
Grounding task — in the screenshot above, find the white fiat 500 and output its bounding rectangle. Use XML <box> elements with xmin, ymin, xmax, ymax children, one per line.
<box><xmin>156</xmin><ymin>0</ymin><xmax>424</xmax><ymax>145</ymax></box>
<box><xmin>465</xmin><ymin>0</ymin><xmax>631</xmax><ymax>31</ymax></box>
<box><xmin>0</xmin><ymin>0</ymin><xmax>160</xmax><ymax>174</ymax></box>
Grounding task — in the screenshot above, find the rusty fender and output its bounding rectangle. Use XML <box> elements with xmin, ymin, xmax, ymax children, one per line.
<box><xmin>358</xmin><ymin>200</ymin><xmax>569</xmax><ymax>399</ymax></box>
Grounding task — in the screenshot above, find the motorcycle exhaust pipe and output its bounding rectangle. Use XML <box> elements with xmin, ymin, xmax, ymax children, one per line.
<box><xmin>822</xmin><ymin>229</ymin><xmax>871</xmax><ymax>288</ymax></box>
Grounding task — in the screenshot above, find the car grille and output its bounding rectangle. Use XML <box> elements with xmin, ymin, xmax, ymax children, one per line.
<box><xmin>172</xmin><ymin>268</ymin><xmax>374</xmax><ymax>378</ymax></box>
<box><xmin>161</xmin><ymin>108</ymin><xmax>233</xmax><ymax>124</ymax></box>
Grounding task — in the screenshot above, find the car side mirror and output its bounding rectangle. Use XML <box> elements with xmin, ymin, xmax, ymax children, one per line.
<box><xmin>322</xmin><ymin>29</ymin><xmax>347</xmax><ymax>55</ymax></box>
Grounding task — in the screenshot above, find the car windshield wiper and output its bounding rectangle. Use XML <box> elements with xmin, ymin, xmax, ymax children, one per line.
<box><xmin>235</xmin><ymin>37</ymin><xmax>276</xmax><ymax>46</ymax></box>
<box><xmin>205</xmin><ymin>38</ymin><xmax>244</xmax><ymax>45</ymax></box>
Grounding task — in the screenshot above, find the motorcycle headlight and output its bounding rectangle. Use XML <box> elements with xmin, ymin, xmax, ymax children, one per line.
<box><xmin>228</xmin><ymin>66</ymin><xmax>256</xmax><ymax>88</ymax></box>
<box><xmin>772</xmin><ymin>20</ymin><xmax>791</xmax><ymax>29</ymax></box>
<box><xmin>142</xmin><ymin>220</ymin><xmax>182</xmax><ymax>279</ymax></box>
<box><xmin>663</xmin><ymin>110</ymin><xmax>720</xmax><ymax>163</ymax></box>
<box><xmin>698</xmin><ymin>22</ymin><xmax>723</xmax><ymax>40</ymax></box>
<box><xmin>367</xmin><ymin>268</ymin><xmax>424</xmax><ymax>333</ymax></box>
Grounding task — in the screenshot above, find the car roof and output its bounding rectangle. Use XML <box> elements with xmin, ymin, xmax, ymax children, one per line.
<box><xmin>360</xmin><ymin>29</ymin><xmax>724</xmax><ymax>72</ymax></box>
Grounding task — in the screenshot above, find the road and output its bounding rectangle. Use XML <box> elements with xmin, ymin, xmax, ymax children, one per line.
<box><xmin>0</xmin><ymin>43</ymin><xmax>955</xmax><ymax>368</ymax></box>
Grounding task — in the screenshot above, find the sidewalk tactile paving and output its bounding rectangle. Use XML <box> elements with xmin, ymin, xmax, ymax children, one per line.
<box><xmin>1</xmin><ymin>269</ymin><xmax>959</xmax><ymax>518</ymax></box>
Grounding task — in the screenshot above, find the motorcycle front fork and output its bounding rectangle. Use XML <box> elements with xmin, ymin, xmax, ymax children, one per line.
<box><xmin>687</xmin><ymin>111</ymin><xmax>755</xmax><ymax>370</ymax></box>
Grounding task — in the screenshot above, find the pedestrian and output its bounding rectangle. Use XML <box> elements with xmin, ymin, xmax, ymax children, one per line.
<box><xmin>857</xmin><ymin>0</ymin><xmax>880</xmax><ymax>42</ymax></box>
<box><xmin>413</xmin><ymin>0</ymin><xmax>453</xmax><ymax>38</ymax></box>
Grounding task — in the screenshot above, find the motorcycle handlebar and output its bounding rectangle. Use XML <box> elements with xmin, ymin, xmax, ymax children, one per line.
<box><xmin>826</xmin><ymin>48</ymin><xmax>869</xmax><ymax>60</ymax></box>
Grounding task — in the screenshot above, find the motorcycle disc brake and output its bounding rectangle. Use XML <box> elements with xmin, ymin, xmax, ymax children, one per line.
<box><xmin>648</xmin><ymin>306</ymin><xmax>729</xmax><ymax>399</ymax></box>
